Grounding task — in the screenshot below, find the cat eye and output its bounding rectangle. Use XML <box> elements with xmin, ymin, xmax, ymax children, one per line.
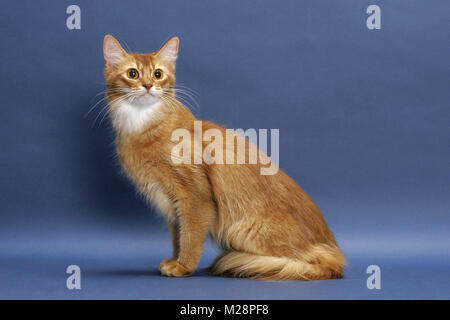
<box><xmin>153</xmin><ymin>69</ymin><xmax>163</xmax><ymax>79</ymax></box>
<box><xmin>127</xmin><ymin>68</ymin><xmax>139</xmax><ymax>79</ymax></box>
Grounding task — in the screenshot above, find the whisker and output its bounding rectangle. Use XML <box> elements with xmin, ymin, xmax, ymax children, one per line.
<box><xmin>173</xmin><ymin>84</ymin><xmax>199</xmax><ymax>96</ymax></box>
<box><xmin>159</xmin><ymin>94</ymin><xmax>176</xmax><ymax>113</ymax></box>
<box><xmin>161</xmin><ymin>88</ymin><xmax>200</xmax><ymax>112</ymax></box>
<box><xmin>85</xmin><ymin>95</ymin><xmax>111</xmax><ymax>118</ymax></box>
<box><xmin>92</xmin><ymin>104</ymin><xmax>110</xmax><ymax>128</ymax></box>
<box><xmin>92</xmin><ymin>92</ymin><xmax>133</xmax><ymax>128</ymax></box>
<box><xmin>88</xmin><ymin>84</ymin><xmax>200</xmax><ymax>129</ymax></box>
<box><xmin>85</xmin><ymin>88</ymin><xmax>129</xmax><ymax>117</ymax></box>
<box><xmin>98</xmin><ymin>108</ymin><xmax>111</xmax><ymax>128</ymax></box>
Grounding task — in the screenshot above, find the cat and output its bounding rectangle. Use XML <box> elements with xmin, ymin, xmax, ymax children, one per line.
<box><xmin>102</xmin><ymin>35</ymin><xmax>346</xmax><ymax>280</ymax></box>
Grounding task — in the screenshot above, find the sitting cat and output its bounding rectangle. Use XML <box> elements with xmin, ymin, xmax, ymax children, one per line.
<box><xmin>102</xmin><ymin>35</ymin><xmax>345</xmax><ymax>280</ymax></box>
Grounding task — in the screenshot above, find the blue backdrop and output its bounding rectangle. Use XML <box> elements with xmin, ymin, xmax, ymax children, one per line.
<box><xmin>0</xmin><ymin>0</ymin><xmax>449</xmax><ymax>299</ymax></box>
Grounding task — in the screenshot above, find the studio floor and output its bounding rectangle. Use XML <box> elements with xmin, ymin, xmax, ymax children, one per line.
<box><xmin>0</xmin><ymin>226</ymin><xmax>448</xmax><ymax>300</ymax></box>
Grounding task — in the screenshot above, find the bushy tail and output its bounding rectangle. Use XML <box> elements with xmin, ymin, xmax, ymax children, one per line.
<box><xmin>209</xmin><ymin>244</ymin><xmax>346</xmax><ymax>280</ymax></box>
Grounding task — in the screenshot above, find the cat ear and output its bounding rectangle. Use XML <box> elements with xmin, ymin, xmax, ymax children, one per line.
<box><xmin>155</xmin><ymin>36</ymin><xmax>179</xmax><ymax>65</ymax></box>
<box><xmin>103</xmin><ymin>35</ymin><xmax>127</xmax><ymax>67</ymax></box>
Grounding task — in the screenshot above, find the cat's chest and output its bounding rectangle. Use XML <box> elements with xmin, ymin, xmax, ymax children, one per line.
<box><xmin>115</xmin><ymin>138</ymin><xmax>176</xmax><ymax>220</ymax></box>
<box><xmin>116</xmin><ymin>139</ymin><xmax>162</xmax><ymax>186</ymax></box>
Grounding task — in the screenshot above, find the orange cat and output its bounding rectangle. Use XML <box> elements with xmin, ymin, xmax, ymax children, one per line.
<box><xmin>102</xmin><ymin>35</ymin><xmax>346</xmax><ymax>280</ymax></box>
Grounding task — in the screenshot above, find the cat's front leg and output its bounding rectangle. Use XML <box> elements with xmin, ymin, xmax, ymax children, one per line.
<box><xmin>158</xmin><ymin>221</ymin><xmax>180</xmax><ymax>271</ymax></box>
<box><xmin>159</xmin><ymin>200</ymin><xmax>214</xmax><ymax>277</ymax></box>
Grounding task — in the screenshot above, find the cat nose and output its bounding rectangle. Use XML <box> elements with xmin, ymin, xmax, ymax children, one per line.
<box><xmin>143</xmin><ymin>83</ymin><xmax>152</xmax><ymax>91</ymax></box>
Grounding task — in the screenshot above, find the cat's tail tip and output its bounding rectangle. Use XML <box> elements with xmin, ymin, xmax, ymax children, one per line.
<box><xmin>208</xmin><ymin>243</ymin><xmax>346</xmax><ymax>281</ymax></box>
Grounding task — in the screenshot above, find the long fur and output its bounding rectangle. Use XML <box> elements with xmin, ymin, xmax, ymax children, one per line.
<box><xmin>209</xmin><ymin>244</ymin><xmax>345</xmax><ymax>280</ymax></box>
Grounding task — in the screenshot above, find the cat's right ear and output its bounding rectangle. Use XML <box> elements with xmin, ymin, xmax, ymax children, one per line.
<box><xmin>103</xmin><ymin>35</ymin><xmax>127</xmax><ymax>67</ymax></box>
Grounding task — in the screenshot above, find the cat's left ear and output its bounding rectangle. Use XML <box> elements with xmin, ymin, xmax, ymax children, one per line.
<box><xmin>103</xmin><ymin>35</ymin><xmax>127</xmax><ymax>67</ymax></box>
<box><xmin>155</xmin><ymin>36</ymin><xmax>179</xmax><ymax>66</ymax></box>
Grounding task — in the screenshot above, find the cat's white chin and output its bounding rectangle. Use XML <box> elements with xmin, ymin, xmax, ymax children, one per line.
<box><xmin>113</xmin><ymin>97</ymin><xmax>164</xmax><ymax>134</ymax></box>
<box><xmin>133</xmin><ymin>92</ymin><xmax>160</xmax><ymax>106</ymax></box>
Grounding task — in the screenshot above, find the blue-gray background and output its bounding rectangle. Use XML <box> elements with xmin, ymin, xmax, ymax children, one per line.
<box><xmin>0</xmin><ymin>0</ymin><xmax>448</xmax><ymax>299</ymax></box>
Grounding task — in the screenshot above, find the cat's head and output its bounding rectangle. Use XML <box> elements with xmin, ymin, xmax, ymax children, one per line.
<box><xmin>103</xmin><ymin>35</ymin><xmax>179</xmax><ymax>107</ymax></box>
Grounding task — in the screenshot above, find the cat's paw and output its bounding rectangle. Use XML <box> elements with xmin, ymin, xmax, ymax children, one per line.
<box><xmin>159</xmin><ymin>260</ymin><xmax>193</xmax><ymax>277</ymax></box>
<box><xmin>158</xmin><ymin>258</ymin><xmax>174</xmax><ymax>271</ymax></box>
